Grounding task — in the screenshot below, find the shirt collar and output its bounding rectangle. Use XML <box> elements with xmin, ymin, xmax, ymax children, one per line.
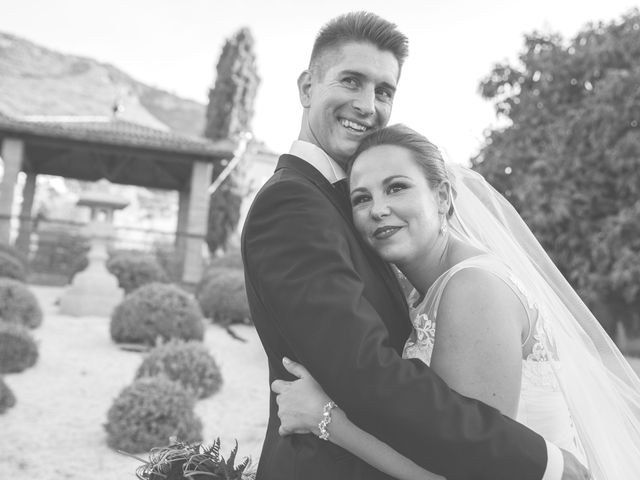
<box><xmin>289</xmin><ymin>140</ymin><xmax>347</xmax><ymax>183</ymax></box>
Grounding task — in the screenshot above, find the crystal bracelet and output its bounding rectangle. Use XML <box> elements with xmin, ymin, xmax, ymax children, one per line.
<box><xmin>318</xmin><ymin>400</ymin><xmax>337</xmax><ymax>441</ymax></box>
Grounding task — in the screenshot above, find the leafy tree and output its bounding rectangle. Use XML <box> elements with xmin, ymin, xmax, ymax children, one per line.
<box><xmin>204</xmin><ymin>28</ymin><xmax>260</xmax><ymax>254</ymax></box>
<box><xmin>473</xmin><ymin>9</ymin><xmax>640</xmax><ymax>334</ymax></box>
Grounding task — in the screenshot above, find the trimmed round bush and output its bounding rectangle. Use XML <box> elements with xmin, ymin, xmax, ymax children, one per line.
<box><xmin>107</xmin><ymin>252</ymin><xmax>168</xmax><ymax>294</ymax></box>
<box><xmin>197</xmin><ymin>268</ymin><xmax>250</xmax><ymax>325</ymax></box>
<box><xmin>0</xmin><ymin>376</ymin><xmax>16</xmax><ymax>414</ymax></box>
<box><xmin>0</xmin><ymin>278</ymin><xmax>43</xmax><ymax>328</ymax></box>
<box><xmin>104</xmin><ymin>376</ymin><xmax>203</xmax><ymax>453</ymax></box>
<box><xmin>0</xmin><ymin>321</ymin><xmax>38</xmax><ymax>373</ymax></box>
<box><xmin>30</xmin><ymin>229</ymin><xmax>90</xmax><ymax>281</ymax></box>
<box><xmin>110</xmin><ymin>283</ymin><xmax>204</xmax><ymax>346</ymax></box>
<box><xmin>0</xmin><ymin>252</ymin><xmax>26</xmax><ymax>282</ymax></box>
<box><xmin>135</xmin><ymin>340</ymin><xmax>223</xmax><ymax>399</ymax></box>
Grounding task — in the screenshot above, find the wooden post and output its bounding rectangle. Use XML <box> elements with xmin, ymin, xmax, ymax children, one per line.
<box><xmin>15</xmin><ymin>171</ymin><xmax>37</xmax><ymax>254</ymax></box>
<box><xmin>181</xmin><ymin>161</ymin><xmax>213</xmax><ymax>285</ymax></box>
<box><xmin>0</xmin><ymin>138</ymin><xmax>24</xmax><ymax>244</ymax></box>
<box><xmin>176</xmin><ymin>189</ymin><xmax>190</xmax><ymax>259</ymax></box>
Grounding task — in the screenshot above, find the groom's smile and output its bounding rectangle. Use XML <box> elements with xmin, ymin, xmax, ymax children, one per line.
<box><xmin>340</xmin><ymin>118</ymin><xmax>372</xmax><ymax>133</ymax></box>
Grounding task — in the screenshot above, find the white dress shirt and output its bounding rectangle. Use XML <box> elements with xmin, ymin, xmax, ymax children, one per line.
<box><xmin>289</xmin><ymin>140</ymin><xmax>346</xmax><ymax>183</ymax></box>
<box><xmin>288</xmin><ymin>139</ymin><xmax>564</xmax><ymax>480</ymax></box>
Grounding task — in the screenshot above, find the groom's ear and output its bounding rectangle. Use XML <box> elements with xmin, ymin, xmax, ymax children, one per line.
<box><xmin>298</xmin><ymin>70</ymin><xmax>313</xmax><ymax>108</ymax></box>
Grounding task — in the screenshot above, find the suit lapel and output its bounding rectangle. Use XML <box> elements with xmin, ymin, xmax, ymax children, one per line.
<box><xmin>275</xmin><ymin>155</ymin><xmax>409</xmax><ymax>318</ymax></box>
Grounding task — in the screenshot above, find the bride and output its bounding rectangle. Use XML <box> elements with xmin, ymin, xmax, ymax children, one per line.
<box><xmin>271</xmin><ymin>124</ymin><xmax>640</xmax><ymax>480</ymax></box>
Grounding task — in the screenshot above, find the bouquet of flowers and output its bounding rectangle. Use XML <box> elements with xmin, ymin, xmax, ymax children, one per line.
<box><xmin>133</xmin><ymin>438</ymin><xmax>255</xmax><ymax>480</ymax></box>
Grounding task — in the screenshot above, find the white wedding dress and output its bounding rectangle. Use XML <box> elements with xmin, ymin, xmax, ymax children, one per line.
<box><xmin>402</xmin><ymin>254</ymin><xmax>588</xmax><ymax>464</ymax></box>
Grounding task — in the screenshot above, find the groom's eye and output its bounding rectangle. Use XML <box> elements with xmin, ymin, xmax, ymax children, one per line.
<box><xmin>342</xmin><ymin>76</ymin><xmax>359</xmax><ymax>88</ymax></box>
<box><xmin>376</xmin><ymin>87</ymin><xmax>394</xmax><ymax>102</ymax></box>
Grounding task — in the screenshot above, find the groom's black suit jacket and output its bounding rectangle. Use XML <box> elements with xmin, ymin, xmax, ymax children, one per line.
<box><xmin>241</xmin><ymin>154</ymin><xmax>547</xmax><ymax>480</ymax></box>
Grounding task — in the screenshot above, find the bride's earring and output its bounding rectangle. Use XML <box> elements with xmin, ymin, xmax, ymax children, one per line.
<box><xmin>439</xmin><ymin>214</ymin><xmax>448</xmax><ymax>236</ymax></box>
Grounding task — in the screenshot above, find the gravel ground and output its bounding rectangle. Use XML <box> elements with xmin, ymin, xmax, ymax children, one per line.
<box><xmin>0</xmin><ymin>286</ymin><xmax>269</xmax><ymax>480</ymax></box>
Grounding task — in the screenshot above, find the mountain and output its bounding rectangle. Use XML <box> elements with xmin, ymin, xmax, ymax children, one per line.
<box><xmin>0</xmin><ymin>32</ymin><xmax>206</xmax><ymax>136</ymax></box>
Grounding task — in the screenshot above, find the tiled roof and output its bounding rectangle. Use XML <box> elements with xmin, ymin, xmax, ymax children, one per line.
<box><xmin>0</xmin><ymin>112</ymin><xmax>234</xmax><ymax>159</ymax></box>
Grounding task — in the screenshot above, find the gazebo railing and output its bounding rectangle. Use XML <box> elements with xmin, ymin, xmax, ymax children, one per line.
<box><xmin>0</xmin><ymin>214</ymin><xmax>205</xmax><ymax>284</ymax></box>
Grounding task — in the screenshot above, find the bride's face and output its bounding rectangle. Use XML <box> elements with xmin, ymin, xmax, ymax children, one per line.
<box><xmin>349</xmin><ymin>144</ymin><xmax>443</xmax><ymax>266</ymax></box>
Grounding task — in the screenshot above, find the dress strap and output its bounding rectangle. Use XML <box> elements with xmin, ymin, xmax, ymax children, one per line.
<box><xmin>416</xmin><ymin>254</ymin><xmax>536</xmax><ymax>347</ymax></box>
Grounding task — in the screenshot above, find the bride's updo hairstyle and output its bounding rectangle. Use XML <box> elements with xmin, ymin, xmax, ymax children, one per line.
<box><xmin>348</xmin><ymin>124</ymin><xmax>457</xmax><ymax>216</ymax></box>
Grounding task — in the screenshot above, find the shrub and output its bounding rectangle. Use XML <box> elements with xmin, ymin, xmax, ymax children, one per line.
<box><xmin>0</xmin><ymin>278</ymin><xmax>43</xmax><ymax>328</ymax></box>
<box><xmin>0</xmin><ymin>321</ymin><xmax>38</xmax><ymax>373</ymax></box>
<box><xmin>104</xmin><ymin>376</ymin><xmax>203</xmax><ymax>453</ymax></box>
<box><xmin>110</xmin><ymin>283</ymin><xmax>204</xmax><ymax>346</ymax></box>
<box><xmin>153</xmin><ymin>243</ymin><xmax>184</xmax><ymax>283</ymax></box>
<box><xmin>0</xmin><ymin>252</ymin><xmax>26</xmax><ymax>282</ymax></box>
<box><xmin>208</xmin><ymin>247</ymin><xmax>244</xmax><ymax>271</ymax></box>
<box><xmin>0</xmin><ymin>376</ymin><xmax>16</xmax><ymax>414</ymax></box>
<box><xmin>30</xmin><ymin>228</ymin><xmax>90</xmax><ymax>281</ymax></box>
<box><xmin>135</xmin><ymin>439</ymin><xmax>254</xmax><ymax>480</ymax></box>
<box><xmin>197</xmin><ymin>268</ymin><xmax>250</xmax><ymax>325</ymax></box>
<box><xmin>107</xmin><ymin>252</ymin><xmax>168</xmax><ymax>294</ymax></box>
<box><xmin>135</xmin><ymin>340</ymin><xmax>223</xmax><ymax>399</ymax></box>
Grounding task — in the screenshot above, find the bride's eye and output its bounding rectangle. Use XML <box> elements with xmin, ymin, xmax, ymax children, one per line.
<box><xmin>387</xmin><ymin>182</ymin><xmax>408</xmax><ymax>194</ymax></box>
<box><xmin>351</xmin><ymin>194</ymin><xmax>370</xmax><ymax>206</ymax></box>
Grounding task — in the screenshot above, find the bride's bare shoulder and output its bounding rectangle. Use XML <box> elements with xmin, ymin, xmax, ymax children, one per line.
<box><xmin>437</xmin><ymin>265</ymin><xmax>528</xmax><ymax>334</ymax></box>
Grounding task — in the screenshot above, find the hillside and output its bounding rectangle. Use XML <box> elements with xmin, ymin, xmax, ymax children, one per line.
<box><xmin>0</xmin><ymin>32</ymin><xmax>206</xmax><ymax>136</ymax></box>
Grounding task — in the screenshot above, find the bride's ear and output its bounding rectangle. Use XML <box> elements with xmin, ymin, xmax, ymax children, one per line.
<box><xmin>298</xmin><ymin>70</ymin><xmax>313</xmax><ymax>108</ymax></box>
<box><xmin>437</xmin><ymin>181</ymin><xmax>453</xmax><ymax>216</ymax></box>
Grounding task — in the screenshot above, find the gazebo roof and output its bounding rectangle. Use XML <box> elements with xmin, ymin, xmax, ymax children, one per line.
<box><xmin>0</xmin><ymin>112</ymin><xmax>236</xmax><ymax>191</ymax></box>
<box><xmin>0</xmin><ymin>113</ymin><xmax>234</xmax><ymax>159</ymax></box>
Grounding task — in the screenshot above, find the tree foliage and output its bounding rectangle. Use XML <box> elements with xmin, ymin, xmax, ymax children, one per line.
<box><xmin>473</xmin><ymin>9</ymin><xmax>640</xmax><ymax>333</ymax></box>
<box><xmin>204</xmin><ymin>28</ymin><xmax>260</xmax><ymax>254</ymax></box>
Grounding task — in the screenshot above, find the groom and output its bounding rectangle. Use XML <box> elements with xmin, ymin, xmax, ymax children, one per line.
<box><xmin>241</xmin><ymin>11</ymin><xmax>587</xmax><ymax>480</ymax></box>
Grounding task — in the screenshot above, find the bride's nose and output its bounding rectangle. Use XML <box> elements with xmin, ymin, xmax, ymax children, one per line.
<box><xmin>370</xmin><ymin>198</ymin><xmax>391</xmax><ymax>219</ymax></box>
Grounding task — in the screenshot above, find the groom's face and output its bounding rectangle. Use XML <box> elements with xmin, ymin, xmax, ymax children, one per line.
<box><xmin>298</xmin><ymin>41</ymin><xmax>399</xmax><ymax>167</ymax></box>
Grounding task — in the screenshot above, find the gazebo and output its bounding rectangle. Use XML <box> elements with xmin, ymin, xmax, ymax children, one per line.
<box><xmin>0</xmin><ymin>112</ymin><xmax>235</xmax><ymax>284</ymax></box>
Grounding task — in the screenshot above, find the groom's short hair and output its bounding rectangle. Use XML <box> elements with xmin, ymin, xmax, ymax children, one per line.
<box><xmin>309</xmin><ymin>11</ymin><xmax>409</xmax><ymax>77</ymax></box>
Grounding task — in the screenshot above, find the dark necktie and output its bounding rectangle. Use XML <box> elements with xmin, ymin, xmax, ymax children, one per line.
<box><xmin>333</xmin><ymin>178</ymin><xmax>351</xmax><ymax>211</ymax></box>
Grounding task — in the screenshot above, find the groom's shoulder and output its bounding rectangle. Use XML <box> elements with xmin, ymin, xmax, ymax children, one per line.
<box><xmin>255</xmin><ymin>155</ymin><xmax>326</xmax><ymax>200</ymax></box>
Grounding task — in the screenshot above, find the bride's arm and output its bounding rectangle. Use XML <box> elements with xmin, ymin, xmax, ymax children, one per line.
<box><xmin>272</xmin><ymin>358</ymin><xmax>445</xmax><ymax>480</ymax></box>
<box><xmin>429</xmin><ymin>268</ymin><xmax>526</xmax><ymax>418</ymax></box>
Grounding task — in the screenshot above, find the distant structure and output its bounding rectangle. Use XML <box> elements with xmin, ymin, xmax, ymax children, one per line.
<box><xmin>0</xmin><ymin>113</ymin><xmax>234</xmax><ymax>284</ymax></box>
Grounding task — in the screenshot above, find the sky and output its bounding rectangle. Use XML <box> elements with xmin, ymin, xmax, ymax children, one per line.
<box><xmin>1</xmin><ymin>0</ymin><xmax>638</xmax><ymax>163</ymax></box>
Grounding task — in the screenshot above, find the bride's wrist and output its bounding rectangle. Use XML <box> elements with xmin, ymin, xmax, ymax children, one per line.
<box><xmin>314</xmin><ymin>401</ymin><xmax>345</xmax><ymax>439</ymax></box>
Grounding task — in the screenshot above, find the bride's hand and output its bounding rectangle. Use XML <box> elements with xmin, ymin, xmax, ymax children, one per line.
<box><xmin>271</xmin><ymin>357</ymin><xmax>333</xmax><ymax>436</ymax></box>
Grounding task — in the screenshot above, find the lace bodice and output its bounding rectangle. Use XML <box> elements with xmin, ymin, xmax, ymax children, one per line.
<box><xmin>402</xmin><ymin>254</ymin><xmax>586</xmax><ymax>461</ymax></box>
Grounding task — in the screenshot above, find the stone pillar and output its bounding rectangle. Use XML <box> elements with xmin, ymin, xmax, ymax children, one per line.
<box><xmin>15</xmin><ymin>171</ymin><xmax>37</xmax><ymax>254</ymax></box>
<box><xmin>182</xmin><ymin>161</ymin><xmax>213</xmax><ymax>284</ymax></box>
<box><xmin>0</xmin><ymin>138</ymin><xmax>24</xmax><ymax>244</ymax></box>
